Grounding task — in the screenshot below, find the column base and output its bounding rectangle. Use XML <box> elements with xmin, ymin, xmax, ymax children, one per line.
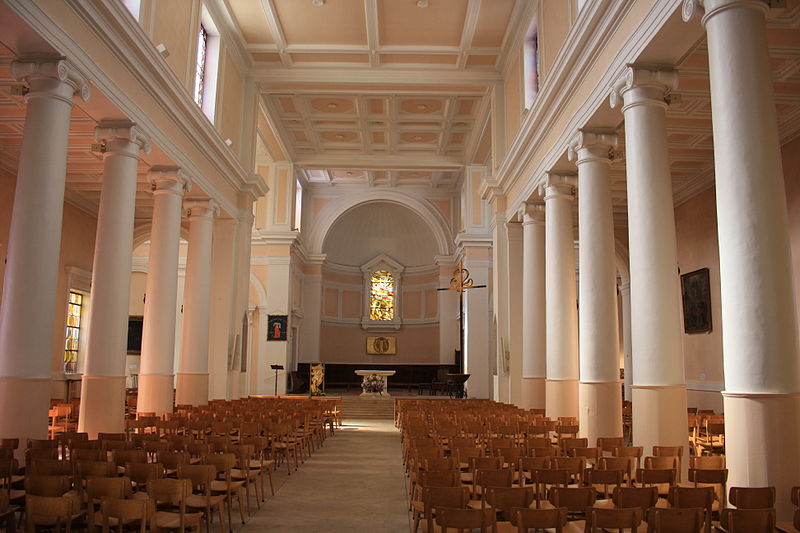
<box><xmin>579</xmin><ymin>381</ymin><xmax>623</xmax><ymax>446</ymax></box>
<box><xmin>136</xmin><ymin>373</ymin><xmax>174</xmax><ymax>416</ymax></box>
<box><xmin>521</xmin><ymin>377</ymin><xmax>546</xmax><ymax>410</ymax></box>
<box><xmin>0</xmin><ymin>378</ymin><xmax>51</xmax><ymax>451</ymax></box>
<box><xmin>723</xmin><ymin>392</ymin><xmax>800</xmax><ymax>521</ymax></box>
<box><xmin>546</xmin><ymin>378</ymin><xmax>579</xmax><ymax>420</ymax></box>
<box><xmin>175</xmin><ymin>373</ymin><xmax>209</xmax><ymax>407</ymax></box>
<box><xmin>78</xmin><ymin>375</ymin><xmax>126</xmax><ymax>438</ymax></box>
<box><xmin>632</xmin><ymin>385</ymin><xmax>688</xmax><ymax>476</ymax></box>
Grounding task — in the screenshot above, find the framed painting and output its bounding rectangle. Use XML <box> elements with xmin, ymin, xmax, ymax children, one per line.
<box><xmin>126</xmin><ymin>316</ymin><xmax>143</xmax><ymax>354</ymax></box>
<box><xmin>267</xmin><ymin>315</ymin><xmax>288</xmax><ymax>341</ymax></box>
<box><xmin>681</xmin><ymin>268</ymin><xmax>712</xmax><ymax>334</ymax></box>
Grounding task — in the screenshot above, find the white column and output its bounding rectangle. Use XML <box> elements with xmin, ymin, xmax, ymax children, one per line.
<box><xmin>684</xmin><ymin>0</ymin><xmax>800</xmax><ymax>520</ymax></box>
<box><xmin>543</xmin><ymin>174</ymin><xmax>579</xmax><ymax>420</ymax></box>
<box><xmin>506</xmin><ymin>221</ymin><xmax>524</xmax><ymax>407</ymax></box>
<box><xmin>610</xmin><ymin>66</ymin><xmax>688</xmax><ymax>460</ymax></box>
<box><xmin>137</xmin><ymin>168</ymin><xmax>190</xmax><ymax>415</ymax></box>
<box><xmin>300</xmin><ymin>256</ymin><xmax>325</xmax><ymax>365</ymax></box>
<box><xmin>0</xmin><ymin>59</ymin><xmax>88</xmax><ymax>443</ymax></box>
<box><xmin>521</xmin><ymin>203</ymin><xmax>546</xmax><ymax>410</ymax></box>
<box><xmin>491</xmin><ymin>206</ymin><xmax>510</xmax><ymax>403</ymax></box>
<box><xmin>175</xmin><ymin>198</ymin><xmax>217</xmax><ymax>407</ymax></box>
<box><xmin>619</xmin><ymin>281</ymin><xmax>633</xmax><ymax>402</ymax></box>
<box><xmin>79</xmin><ymin>122</ymin><xmax>150</xmax><ymax>437</ymax></box>
<box><xmin>208</xmin><ymin>218</ymin><xmax>237</xmax><ymax>400</ymax></box>
<box><xmin>232</xmin><ymin>209</ymin><xmax>255</xmax><ymax>399</ymax></box>
<box><xmin>435</xmin><ymin>259</ymin><xmax>460</xmax><ymax>367</ymax></box>
<box><xmin>569</xmin><ymin>130</ymin><xmax>623</xmax><ymax>444</ymax></box>
<box><xmin>461</xmin><ymin>243</ymin><xmax>492</xmax><ymax>399</ymax></box>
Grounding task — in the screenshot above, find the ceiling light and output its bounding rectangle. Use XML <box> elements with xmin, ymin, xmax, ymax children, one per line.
<box><xmin>416</xmin><ymin>0</ymin><xmax>429</xmax><ymax>7</ymax></box>
<box><xmin>417</xmin><ymin>104</ymin><xmax>428</xmax><ymax>110</ymax></box>
<box><xmin>335</xmin><ymin>134</ymin><xmax>345</xmax><ymax>139</ymax></box>
<box><xmin>346</xmin><ymin>172</ymin><xmax>353</xmax><ymax>176</ymax></box>
<box><xmin>312</xmin><ymin>0</ymin><xmax>325</xmax><ymax>6</ymax></box>
<box><xmin>326</xmin><ymin>102</ymin><xmax>337</xmax><ymax>109</ymax></box>
<box><xmin>414</xmin><ymin>135</ymin><xmax>423</xmax><ymax>140</ymax></box>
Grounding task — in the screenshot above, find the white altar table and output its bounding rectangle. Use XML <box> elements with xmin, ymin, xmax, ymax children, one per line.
<box><xmin>354</xmin><ymin>370</ymin><xmax>396</xmax><ymax>396</ymax></box>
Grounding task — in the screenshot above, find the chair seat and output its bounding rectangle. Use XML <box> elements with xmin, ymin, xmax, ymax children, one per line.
<box><xmin>209</xmin><ymin>480</ymin><xmax>245</xmax><ymax>492</ymax></box>
<box><xmin>154</xmin><ymin>510</ymin><xmax>203</xmax><ymax>529</ymax></box>
<box><xmin>185</xmin><ymin>494</ymin><xmax>227</xmax><ymax>508</ymax></box>
<box><xmin>776</xmin><ymin>522</ymin><xmax>800</xmax><ymax>533</ymax></box>
<box><xmin>231</xmin><ymin>468</ymin><xmax>259</xmax><ymax>480</ymax></box>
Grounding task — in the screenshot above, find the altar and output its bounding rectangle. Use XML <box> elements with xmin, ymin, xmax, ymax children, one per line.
<box><xmin>354</xmin><ymin>369</ymin><xmax>396</xmax><ymax>396</ymax></box>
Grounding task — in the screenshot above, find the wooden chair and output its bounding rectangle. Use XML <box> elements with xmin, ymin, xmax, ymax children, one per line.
<box><xmin>688</xmin><ymin>468</ymin><xmax>728</xmax><ymax>508</ymax></box>
<box><xmin>178</xmin><ymin>464</ymin><xmax>228</xmax><ymax>533</ymax></box>
<box><xmin>24</xmin><ymin>494</ymin><xmax>84</xmax><ymax>533</ymax></box>
<box><xmin>511</xmin><ymin>507</ymin><xmax>569</xmax><ymax>533</ymax></box>
<box><xmin>148</xmin><ymin>478</ymin><xmax>203</xmax><ymax>533</ymax></box>
<box><xmin>238</xmin><ymin>436</ymin><xmax>275</xmax><ymax>497</ymax></box>
<box><xmin>546</xmin><ymin>487</ymin><xmax>593</xmax><ymax>521</ymax></box>
<box><xmin>646</xmin><ymin>507</ymin><xmax>703</xmax><ymax>532</ymax></box>
<box><xmin>597</xmin><ymin>437</ymin><xmax>624</xmax><ymax>457</ymax></box>
<box><xmin>718</xmin><ymin>508</ymin><xmax>775</xmax><ymax>533</ymax></box>
<box><xmin>482</xmin><ymin>486</ymin><xmax>535</xmax><ymax>522</ymax></box>
<box><xmin>435</xmin><ymin>506</ymin><xmax>497</xmax><ymax>533</ymax></box>
<box><xmin>531</xmin><ymin>469</ymin><xmax>569</xmax><ymax>508</ymax></box>
<box><xmin>125</xmin><ymin>462</ymin><xmax>164</xmax><ymax>492</ymax></box>
<box><xmin>27</xmin><ymin>460</ymin><xmax>72</xmax><ymax>477</ymax></box>
<box><xmin>585</xmin><ymin>507</ymin><xmax>643</xmax><ymax>532</ymax></box>
<box><xmin>549</xmin><ymin>457</ymin><xmax>584</xmax><ymax>486</ymax></box>
<box><xmin>611</xmin><ymin>486</ymin><xmax>659</xmax><ymax>514</ymax></box>
<box><xmin>600</xmin><ymin>456</ymin><xmax>634</xmax><ymax>486</ymax></box>
<box><xmin>636</xmin><ymin>468</ymin><xmax>676</xmax><ymax>496</ymax></box>
<box><xmin>0</xmin><ymin>490</ymin><xmax>19</xmax><ymax>533</ymax></box>
<box><xmin>517</xmin><ymin>457</ymin><xmax>551</xmax><ymax>487</ymax></box>
<box><xmin>202</xmin><ymin>453</ymin><xmax>246</xmax><ymax>527</ymax></box>
<box><xmin>586</xmin><ymin>468</ymin><xmax>626</xmax><ymax>501</ymax></box>
<box><xmin>652</xmin><ymin>446</ymin><xmax>684</xmax><ymax>482</ymax></box>
<box><xmin>472</xmin><ymin>469</ymin><xmax>514</xmax><ymax>500</ymax></box>
<box><xmin>156</xmin><ymin>451</ymin><xmax>190</xmax><ymax>477</ymax></box>
<box><xmin>86</xmin><ymin>476</ymin><xmax>134</xmax><ymax>531</ymax></box>
<box><xmin>24</xmin><ymin>476</ymin><xmax>71</xmax><ymax>497</ymax></box>
<box><xmin>667</xmin><ymin>486</ymin><xmax>715</xmax><ymax>533</ymax></box>
<box><xmin>411</xmin><ymin>486</ymin><xmax>469</xmax><ymax>533</ymax></box>
<box><xmin>99</xmin><ymin>497</ymin><xmax>153</xmax><ymax>533</ymax></box>
<box><xmin>226</xmin><ymin>445</ymin><xmax>261</xmax><ymax>510</ymax></box>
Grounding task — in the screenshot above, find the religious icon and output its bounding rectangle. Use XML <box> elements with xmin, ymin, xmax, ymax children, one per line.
<box><xmin>366</xmin><ymin>336</ymin><xmax>396</xmax><ymax>355</ymax></box>
<box><xmin>681</xmin><ymin>268</ymin><xmax>712</xmax><ymax>334</ymax></box>
<box><xmin>267</xmin><ymin>315</ymin><xmax>288</xmax><ymax>341</ymax></box>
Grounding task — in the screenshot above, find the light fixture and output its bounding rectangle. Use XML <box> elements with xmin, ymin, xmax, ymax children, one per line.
<box><xmin>414</xmin><ymin>135</ymin><xmax>423</xmax><ymax>141</ymax></box>
<box><xmin>312</xmin><ymin>0</ymin><xmax>325</xmax><ymax>6</ymax></box>
<box><xmin>417</xmin><ymin>104</ymin><xmax>428</xmax><ymax>110</ymax></box>
<box><xmin>416</xmin><ymin>0</ymin><xmax>429</xmax><ymax>7</ymax></box>
<box><xmin>335</xmin><ymin>134</ymin><xmax>345</xmax><ymax>139</ymax></box>
<box><xmin>224</xmin><ymin>138</ymin><xmax>233</xmax><ymax>146</ymax></box>
<box><xmin>155</xmin><ymin>43</ymin><xmax>170</xmax><ymax>58</ymax></box>
<box><xmin>327</xmin><ymin>102</ymin><xmax>337</xmax><ymax>109</ymax></box>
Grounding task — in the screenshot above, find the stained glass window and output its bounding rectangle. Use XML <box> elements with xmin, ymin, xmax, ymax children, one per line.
<box><xmin>64</xmin><ymin>291</ymin><xmax>83</xmax><ymax>374</ymax></box>
<box><xmin>369</xmin><ymin>270</ymin><xmax>395</xmax><ymax>321</ymax></box>
<box><xmin>193</xmin><ymin>24</ymin><xmax>208</xmax><ymax>107</ymax></box>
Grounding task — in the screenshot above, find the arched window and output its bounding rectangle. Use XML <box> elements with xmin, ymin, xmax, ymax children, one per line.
<box><xmin>369</xmin><ymin>270</ymin><xmax>395</xmax><ymax>321</ymax></box>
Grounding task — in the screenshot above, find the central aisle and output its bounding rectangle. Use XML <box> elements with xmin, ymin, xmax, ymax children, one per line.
<box><xmin>242</xmin><ymin>418</ymin><xmax>411</xmax><ymax>533</ymax></box>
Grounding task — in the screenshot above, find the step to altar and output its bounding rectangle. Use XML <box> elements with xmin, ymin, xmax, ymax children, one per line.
<box><xmin>340</xmin><ymin>395</ymin><xmax>396</xmax><ymax>420</ymax></box>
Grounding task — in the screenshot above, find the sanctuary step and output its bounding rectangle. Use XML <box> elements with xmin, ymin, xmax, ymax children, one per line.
<box><xmin>340</xmin><ymin>396</ymin><xmax>396</xmax><ymax>420</ymax></box>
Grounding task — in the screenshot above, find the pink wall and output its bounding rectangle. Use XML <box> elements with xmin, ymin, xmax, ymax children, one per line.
<box><xmin>318</xmin><ymin>323</ymin><xmax>440</xmax><ymax>365</ymax></box>
<box><xmin>674</xmin><ymin>135</ymin><xmax>800</xmax><ymax>411</ymax></box>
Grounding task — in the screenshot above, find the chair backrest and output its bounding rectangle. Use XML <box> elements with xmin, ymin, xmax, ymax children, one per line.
<box><xmin>612</xmin><ymin>486</ymin><xmax>659</xmax><ymax>512</ymax></box>
<box><xmin>87</xmin><ymin>476</ymin><xmax>133</xmax><ymax>501</ymax></box>
<box><xmin>147</xmin><ymin>477</ymin><xmax>192</xmax><ymax>507</ymax></box>
<box><xmin>177</xmin><ymin>464</ymin><xmax>216</xmax><ymax>495</ymax></box>
<box><xmin>419</xmin><ymin>469</ymin><xmax>460</xmax><ymax>488</ymax></box>
<box><xmin>474</xmin><ymin>469</ymin><xmax>514</xmax><ymax>490</ymax></box>
<box><xmin>646</xmin><ymin>507</ymin><xmax>704</xmax><ymax>533</ymax></box>
<box><xmin>470</xmin><ymin>456</ymin><xmax>503</xmax><ymax>472</ymax></box>
<box><xmin>585</xmin><ymin>468</ymin><xmax>625</xmax><ymax>499</ymax></box>
<box><xmin>25</xmin><ymin>493</ymin><xmax>81</xmax><ymax>531</ymax></box>
<box><xmin>644</xmin><ymin>456</ymin><xmax>679</xmax><ymax>470</ymax></box>
<box><xmin>100</xmin><ymin>497</ymin><xmax>153</xmax><ymax>533</ymax></box>
<box><xmin>689</xmin><ymin>455</ymin><xmax>725</xmax><ymax>470</ymax></box>
<box><xmin>24</xmin><ymin>475</ymin><xmax>72</xmax><ymax>497</ymax></box>
<box><xmin>435</xmin><ymin>507</ymin><xmax>497</xmax><ymax>533</ymax></box>
<box><xmin>512</xmin><ymin>507</ymin><xmax>568</xmax><ymax>532</ymax></box>
<box><xmin>484</xmin><ymin>487</ymin><xmax>535</xmax><ymax>520</ymax></box>
<box><xmin>518</xmin><ymin>456</ymin><xmax>551</xmax><ymax>473</ymax></box>
<box><xmin>637</xmin><ymin>468</ymin><xmax>677</xmax><ymax>487</ymax></box>
<box><xmin>597</xmin><ymin>437</ymin><xmax>624</xmax><ymax>454</ymax></box>
<box><xmin>547</xmin><ymin>487</ymin><xmax>594</xmax><ymax>514</ymax></box>
<box><xmin>600</xmin><ymin>456</ymin><xmax>633</xmax><ymax>483</ymax></box>
<box><xmin>586</xmin><ymin>507</ymin><xmax>643</xmax><ymax>532</ymax></box>
<box><xmin>112</xmin><ymin>449</ymin><xmax>147</xmax><ymax>468</ymax></box>
<box><xmin>719</xmin><ymin>508</ymin><xmax>775</xmax><ymax>533</ymax></box>
<box><xmin>667</xmin><ymin>486</ymin><xmax>715</xmax><ymax>510</ymax></box>
<box><xmin>29</xmin><ymin>459</ymin><xmax>72</xmax><ymax>476</ymax></box>
<box><xmin>728</xmin><ymin>486</ymin><xmax>775</xmax><ymax>509</ymax></box>
<box><xmin>156</xmin><ymin>451</ymin><xmax>189</xmax><ymax>471</ymax></box>
<box><xmin>549</xmin><ymin>457</ymin><xmax>585</xmax><ymax>484</ymax></box>
<box><xmin>71</xmin><ymin>448</ymin><xmax>105</xmax><ymax>462</ymax></box>
<box><xmin>531</xmin><ymin>447</ymin><xmax>557</xmax><ymax>458</ymax></box>
<box><xmin>126</xmin><ymin>462</ymin><xmax>164</xmax><ymax>486</ymax></box>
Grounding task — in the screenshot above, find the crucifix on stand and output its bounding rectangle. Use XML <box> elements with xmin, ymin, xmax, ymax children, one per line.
<box><xmin>437</xmin><ymin>261</ymin><xmax>487</xmax><ymax>397</ymax></box>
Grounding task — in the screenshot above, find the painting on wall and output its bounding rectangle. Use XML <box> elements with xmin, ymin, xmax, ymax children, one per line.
<box><xmin>681</xmin><ymin>268</ymin><xmax>712</xmax><ymax>334</ymax></box>
<box><xmin>267</xmin><ymin>315</ymin><xmax>288</xmax><ymax>341</ymax></box>
<box><xmin>127</xmin><ymin>316</ymin><xmax>143</xmax><ymax>354</ymax></box>
<box><xmin>366</xmin><ymin>336</ymin><xmax>396</xmax><ymax>355</ymax></box>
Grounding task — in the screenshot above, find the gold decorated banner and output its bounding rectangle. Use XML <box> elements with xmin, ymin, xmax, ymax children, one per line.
<box><xmin>366</xmin><ymin>336</ymin><xmax>396</xmax><ymax>355</ymax></box>
<box><xmin>310</xmin><ymin>362</ymin><xmax>325</xmax><ymax>395</ymax></box>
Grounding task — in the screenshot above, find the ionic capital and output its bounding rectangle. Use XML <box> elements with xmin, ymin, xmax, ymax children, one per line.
<box><xmin>11</xmin><ymin>58</ymin><xmax>90</xmax><ymax>103</ymax></box>
<box><xmin>521</xmin><ymin>202</ymin><xmax>545</xmax><ymax>225</ymax></box>
<box><xmin>148</xmin><ymin>167</ymin><xmax>191</xmax><ymax>196</ymax></box>
<box><xmin>610</xmin><ymin>65</ymin><xmax>678</xmax><ymax>111</ymax></box>
<box><xmin>682</xmin><ymin>0</ymin><xmax>769</xmax><ymax>25</ymax></box>
<box><xmin>95</xmin><ymin>120</ymin><xmax>151</xmax><ymax>158</ymax></box>
<box><xmin>184</xmin><ymin>198</ymin><xmax>219</xmax><ymax>219</ymax></box>
<box><xmin>541</xmin><ymin>172</ymin><xmax>577</xmax><ymax>201</ymax></box>
<box><xmin>567</xmin><ymin>129</ymin><xmax>618</xmax><ymax>166</ymax></box>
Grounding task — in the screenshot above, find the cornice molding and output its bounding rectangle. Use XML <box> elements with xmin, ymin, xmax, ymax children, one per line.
<box><xmin>5</xmin><ymin>0</ymin><xmax>251</xmax><ymax>218</ymax></box>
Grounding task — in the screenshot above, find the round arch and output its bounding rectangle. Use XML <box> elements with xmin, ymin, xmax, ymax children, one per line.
<box><xmin>249</xmin><ymin>272</ymin><xmax>267</xmax><ymax>308</ymax></box>
<box><xmin>305</xmin><ymin>190</ymin><xmax>453</xmax><ymax>257</ymax></box>
<box><xmin>132</xmin><ymin>222</ymin><xmax>190</xmax><ymax>250</ymax></box>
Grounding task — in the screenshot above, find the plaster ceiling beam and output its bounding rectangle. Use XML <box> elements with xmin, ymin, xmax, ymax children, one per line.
<box><xmin>251</xmin><ymin>67</ymin><xmax>501</xmax><ymax>84</ymax></box>
<box><xmin>258</xmin><ymin>0</ymin><xmax>292</xmax><ymax>66</ymax></box>
<box><xmin>364</xmin><ymin>0</ymin><xmax>379</xmax><ymax>67</ymax></box>
<box><xmin>295</xmin><ymin>154</ymin><xmax>464</xmax><ymax>169</ymax></box>
<box><xmin>457</xmin><ymin>0</ymin><xmax>482</xmax><ymax>70</ymax></box>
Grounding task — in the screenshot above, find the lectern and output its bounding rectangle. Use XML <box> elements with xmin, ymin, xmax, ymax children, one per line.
<box><xmin>270</xmin><ymin>364</ymin><xmax>284</xmax><ymax>396</ymax></box>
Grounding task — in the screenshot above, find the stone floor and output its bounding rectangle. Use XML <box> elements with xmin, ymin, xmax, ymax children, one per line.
<box><xmin>237</xmin><ymin>419</ymin><xmax>411</xmax><ymax>533</ymax></box>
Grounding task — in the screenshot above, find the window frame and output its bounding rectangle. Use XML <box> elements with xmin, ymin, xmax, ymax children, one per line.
<box><xmin>360</xmin><ymin>254</ymin><xmax>404</xmax><ymax>331</ymax></box>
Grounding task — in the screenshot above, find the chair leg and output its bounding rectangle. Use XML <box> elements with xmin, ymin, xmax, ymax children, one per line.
<box><xmin>236</xmin><ymin>489</ymin><xmax>245</xmax><ymax>525</ymax></box>
<box><xmin>266</xmin><ymin>468</ymin><xmax>275</xmax><ymax>496</ymax></box>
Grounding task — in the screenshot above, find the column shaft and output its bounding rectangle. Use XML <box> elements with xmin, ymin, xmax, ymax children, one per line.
<box><xmin>521</xmin><ymin>204</ymin><xmax>546</xmax><ymax>410</ymax></box>
<box><xmin>685</xmin><ymin>0</ymin><xmax>800</xmax><ymax>519</ymax></box>
<box><xmin>611</xmin><ymin>66</ymin><xmax>688</xmax><ymax>460</ymax></box>
<box><xmin>176</xmin><ymin>199</ymin><xmax>216</xmax><ymax>406</ymax></box>
<box><xmin>620</xmin><ymin>282</ymin><xmax>633</xmax><ymax>402</ymax></box>
<box><xmin>79</xmin><ymin>125</ymin><xmax>149</xmax><ymax>437</ymax></box>
<box><xmin>544</xmin><ymin>177</ymin><xmax>579</xmax><ymax>419</ymax></box>
<box><xmin>571</xmin><ymin>131</ymin><xmax>622</xmax><ymax>444</ymax></box>
<box><xmin>137</xmin><ymin>169</ymin><xmax>189</xmax><ymax>415</ymax></box>
<box><xmin>0</xmin><ymin>60</ymin><xmax>87</xmax><ymax>443</ymax></box>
